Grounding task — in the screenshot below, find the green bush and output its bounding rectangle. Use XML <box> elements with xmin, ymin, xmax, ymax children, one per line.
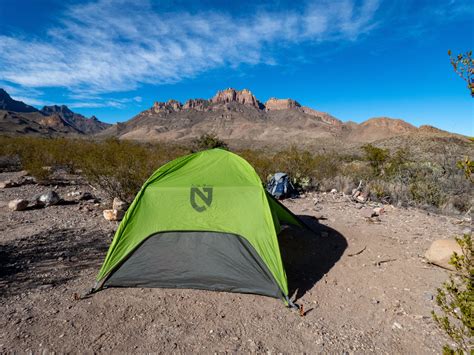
<box><xmin>193</xmin><ymin>133</ymin><xmax>228</xmax><ymax>151</ymax></box>
<box><xmin>361</xmin><ymin>143</ymin><xmax>389</xmax><ymax>176</ymax></box>
<box><xmin>432</xmin><ymin>234</ymin><xmax>473</xmax><ymax>354</ymax></box>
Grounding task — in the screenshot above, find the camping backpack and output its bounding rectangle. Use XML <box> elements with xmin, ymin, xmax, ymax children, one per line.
<box><xmin>267</xmin><ymin>172</ymin><xmax>298</xmax><ymax>200</ymax></box>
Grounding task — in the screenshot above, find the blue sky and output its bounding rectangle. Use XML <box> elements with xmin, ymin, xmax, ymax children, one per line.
<box><xmin>0</xmin><ymin>0</ymin><xmax>472</xmax><ymax>135</ymax></box>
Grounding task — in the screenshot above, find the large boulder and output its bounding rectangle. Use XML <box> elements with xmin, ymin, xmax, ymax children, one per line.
<box><xmin>425</xmin><ymin>239</ymin><xmax>463</xmax><ymax>271</ymax></box>
<box><xmin>8</xmin><ymin>199</ymin><xmax>29</xmax><ymax>211</ymax></box>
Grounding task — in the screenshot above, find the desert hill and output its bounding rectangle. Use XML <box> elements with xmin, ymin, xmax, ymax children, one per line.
<box><xmin>0</xmin><ymin>89</ymin><xmax>110</xmax><ymax>136</ymax></box>
<box><xmin>100</xmin><ymin>88</ymin><xmax>466</xmax><ymax>147</ymax></box>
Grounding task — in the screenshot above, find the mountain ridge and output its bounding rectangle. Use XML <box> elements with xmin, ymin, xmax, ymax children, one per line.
<box><xmin>0</xmin><ymin>87</ymin><xmax>464</xmax><ymax>147</ymax></box>
<box><xmin>100</xmin><ymin>88</ymin><xmax>461</xmax><ymax>146</ymax></box>
<box><xmin>0</xmin><ymin>89</ymin><xmax>110</xmax><ymax>135</ymax></box>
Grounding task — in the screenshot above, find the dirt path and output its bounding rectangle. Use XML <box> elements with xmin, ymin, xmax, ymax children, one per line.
<box><xmin>0</xmin><ymin>171</ymin><xmax>469</xmax><ymax>353</ymax></box>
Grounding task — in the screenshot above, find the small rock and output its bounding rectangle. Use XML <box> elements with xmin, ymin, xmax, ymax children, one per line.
<box><xmin>18</xmin><ymin>176</ymin><xmax>36</xmax><ymax>185</ymax></box>
<box><xmin>34</xmin><ymin>191</ymin><xmax>61</xmax><ymax>207</ymax></box>
<box><xmin>361</xmin><ymin>208</ymin><xmax>375</xmax><ymax>218</ymax></box>
<box><xmin>0</xmin><ymin>180</ymin><xmax>15</xmax><ymax>189</ymax></box>
<box><xmin>392</xmin><ymin>322</ymin><xmax>403</xmax><ymax>330</ymax></box>
<box><xmin>8</xmin><ymin>199</ymin><xmax>29</xmax><ymax>211</ymax></box>
<box><xmin>103</xmin><ymin>209</ymin><xmax>125</xmax><ymax>221</ymax></box>
<box><xmin>79</xmin><ymin>192</ymin><xmax>96</xmax><ymax>201</ymax></box>
<box><xmin>330</xmin><ymin>189</ymin><xmax>337</xmax><ymax>193</ymax></box>
<box><xmin>112</xmin><ymin>197</ymin><xmax>128</xmax><ymax>211</ymax></box>
<box><xmin>424</xmin><ymin>292</ymin><xmax>433</xmax><ymax>301</ymax></box>
<box><xmin>373</xmin><ymin>207</ymin><xmax>385</xmax><ymax>215</ymax></box>
<box><xmin>356</xmin><ymin>195</ymin><xmax>366</xmax><ymax>203</ymax></box>
<box><xmin>425</xmin><ymin>239</ymin><xmax>463</xmax><ymax>271</ymax></box>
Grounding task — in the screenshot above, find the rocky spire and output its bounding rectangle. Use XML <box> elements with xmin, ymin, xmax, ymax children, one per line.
<box><xmin>211</xmin><ymin>88</ymin><xmax>261</xmax><ymax>109</ymax></box>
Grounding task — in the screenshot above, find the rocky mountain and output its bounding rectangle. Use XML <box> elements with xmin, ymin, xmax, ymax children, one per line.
<box><xmin>40</xmin><ymin>105</ymin><xmax>109</xmax><ymax>134</ymax></box>
<box><xmin>0</xmin><ymin>89</ymin><xmax>110</xmax><ymax>136</ymax></box>
<box><xmin>102</xmin><ymin>87</ymin><xmax>455</xmax><ymax>147</ymax></box>
<box><xmin>1</xmin><ymin>87</ymin><xmax>464</xmax><ymax>147</ymax></box>
<box><xmin>0</xmin><ymin>89</ymin><xmax>38</xmax><ymax>113</ymax></box>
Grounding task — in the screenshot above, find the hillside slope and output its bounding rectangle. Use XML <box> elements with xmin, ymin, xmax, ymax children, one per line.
<box><xmin>101</xmin><ymin>88</ymin><xmax>466</xmax><ymax>147</ymax></box>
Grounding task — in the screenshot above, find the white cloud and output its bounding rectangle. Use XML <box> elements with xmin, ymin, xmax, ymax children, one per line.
<box><xmin>9</xmin><ymin>96</ymin><xmax>49</xmax><ymax>107</ymax></box>
<box><xmin>0</xmin><ymin>0</ymin><xmax>380</xmax><ymax>96</ymax></box>
<box><xmin>67</xmin><ymin>97</ymin><xmax>143</xmax><ymax>109</ymax></box>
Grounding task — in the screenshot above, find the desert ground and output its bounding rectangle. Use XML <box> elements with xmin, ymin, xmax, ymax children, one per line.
<box><xmin>0</xmin><ymin>170</ymin><xmax>470</xmax><ymax>353</ymax></box>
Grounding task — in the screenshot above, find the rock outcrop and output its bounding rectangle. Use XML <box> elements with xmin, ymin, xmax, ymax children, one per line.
<box><xmin>265</xmin><ymin>98</ymin><xmax>301</xmax><ymax>111</ymax></box>
<box><xmin>183</xmin><ymin>99</ymin><xmax>209</xmax><ymax>111</ymax></box>
<box><xmin>152</xmin><ymin>100</ymin><xmax>183</xmax><ymax>113</ymax></box>
<box><xmin>211</xmin><ymin>88</ymin><xmax>261</xmax><ymax>109</ymax></box>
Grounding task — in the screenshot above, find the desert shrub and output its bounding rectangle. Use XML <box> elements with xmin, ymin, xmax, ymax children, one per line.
<box><xmin>312</xmin><ymin>153</ymin><xmax>340</xmax><ymax>181</ymax></box>
<box><xmin>77</xmin><ymin>138</ymin><xmax>151</xmax><ymax>201</ymax></box>
<box><xmin>0</xmin><ymin>137</ymin><xmax>56</xmax><ymax>182</ymax></box>
<box><xmin>457</xmin><ymin>156</ymin><xmax>474</xmax><ymax>183</ymax></box>
<box><xmin>238</xmin><ymin>149</ymin><xmax>274</xmax><ymax>182</ymax></box>
<box><xmin>241</xmin><ymin>146</ymin><xmax>341</xmax><ymax>191</ymax></box>
<box><xmin>0</xmin><ymin>136</ymin><xmax>188</xmax><ymax>200</ymax></box>
<box><xmin>78</xmin><ymin>138</ymin><xmax>187</xmax><ymax>202</ymax></box>
<box><xmin>385</xmin><ymin>147</ymin><xmax>412</xmax><ymax>179</ymax></box>
<box><xmin>274</xmin><ymin>146</ymin><xmax>314</xmax><ymax>176</ymax></box>
<box><xmin>409</xmin><ymin>180</ymin><xmax>445</xmax><ymax>207</ymax></box>
<box><xmin>0</xmin><ymin>136</ymin><xmax>471</xmax><ymax>212</ymax></box>
<box><xmin>361</xmin><ymin>144</ymin><xmax>389</xmax><ymax>176</ymax></box>
<box><xmin>340</xmin><ymin>160</ymin><xmax>373</xmax><ymax>182</ymax></box>
<box><xmin>331</xmin><ymin>175</ymin><xmax>356</xmax><ymax>194</ymax></box>
<box><xmin>193</xmin><ymin>133</ymin><xmax>228</xmax><ymax>151</ymax></box>
<box><xmin>432</xmin><ymin>234</ymin><xmax>473</xmax><ymax>354</ymax></box>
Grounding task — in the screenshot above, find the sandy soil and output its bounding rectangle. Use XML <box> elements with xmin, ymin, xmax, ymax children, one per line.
<box><xmin>0</xmin><ymin>171</ymin><xmax>470</xmax><ymax>353</ymax></box>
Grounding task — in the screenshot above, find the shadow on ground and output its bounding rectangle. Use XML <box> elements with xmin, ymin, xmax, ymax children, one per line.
<box><xmin>0</xmin><ymin>228</ymin><xmax>109</xmax><ymax>297</ymax></box>
<box><xmin>278</xmin><ymin>215</ymin><xmax>347</xmax><ymax>302</ymax></box>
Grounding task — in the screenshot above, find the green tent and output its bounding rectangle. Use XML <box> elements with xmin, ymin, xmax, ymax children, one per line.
<box><xmin>94</xmin><ymin>148</ymin><xmax>304</xmax><ymax>304</ymax></box>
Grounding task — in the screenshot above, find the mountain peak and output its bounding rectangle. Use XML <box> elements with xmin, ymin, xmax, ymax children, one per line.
<box><xmin>41</xmin><ymin>105</ymin><xmax>74</xmax><ymax>116</ymax></box>
<box><xmin>0</xmin><ymin>88</ymin><xmax>9</xmax><ymax>97</ymax></box>
<box><xmin>0</xmin><ymin>88</ymin><xmax>39</xmax><ymax>113</ymax></box>
<box><xmin>211</xmin><ymin>88</ymin><xmax>261</xmax><ymax>109</ymax></box>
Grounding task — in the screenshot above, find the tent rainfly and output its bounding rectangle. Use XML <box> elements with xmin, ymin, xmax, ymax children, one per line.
<box><xmin>92</xmin><ymin>148</ymin><xmax>304</xmax><ymax>305</ymax></box>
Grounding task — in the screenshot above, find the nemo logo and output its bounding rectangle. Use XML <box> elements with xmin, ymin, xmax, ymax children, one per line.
<box><xmin>190</xmin><ymin>186</ymin><xmax>213</xmax><ymax>212</ymax></box>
